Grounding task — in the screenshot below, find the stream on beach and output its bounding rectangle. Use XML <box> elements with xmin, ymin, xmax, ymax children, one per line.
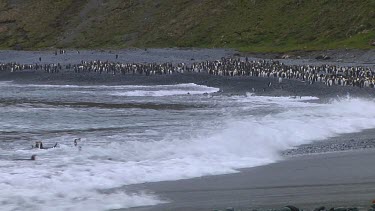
<box><xmin>1</xmin><ymin>81</ymin><xmax>375</xmax><ymax>210</ymax></box>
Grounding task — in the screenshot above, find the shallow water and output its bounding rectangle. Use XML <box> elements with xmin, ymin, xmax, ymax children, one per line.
<box><xmin>1</xmin><ymin>81</ymin><xmax>375</xmax><ymax>211</ymax></box>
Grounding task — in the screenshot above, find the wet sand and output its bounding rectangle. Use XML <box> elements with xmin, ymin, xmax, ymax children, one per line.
<box><xmin>123</xmin><ymin>149</ymin><xmax>375</xmax><ymax>211</ymax></box>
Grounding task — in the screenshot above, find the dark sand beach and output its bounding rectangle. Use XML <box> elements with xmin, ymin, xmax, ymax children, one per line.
<box><xmin>1</xmin><ymin>49</ymin><xmax>375</xmax><ymax>210</ymax></box>
<box><xmin>123</xmin><ymin>149</ymin><xmax>375</xmax><ymax>211</ymax></box>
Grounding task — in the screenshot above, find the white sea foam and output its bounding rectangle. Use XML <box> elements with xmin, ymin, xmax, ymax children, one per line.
<box><xmin>0</xmin><ymin>81</ymin><xmax>14</xmax><ymax>85</ymax></box>
<box><xmin>0</xmin><ymin>81</ymin><xmax>219</xmax><ymax>96</ymax></box>
<box><xmin>0</xmin><ymin>81</ymin><xmax>216</xmax><ymax>90</ymax></box>
<box><xmin>109</xmin><ymin>83</ymin><xmax>219</xmax><ymax>96</ymax></box>
<box><xmin>2</xmin><ymin>87</ymin><xmax>375</xmax><ymax>210</ymax></box>
<box><xmin>110</xmin><ymin>89</ymin><xmax>214</xmax><ymax>97</ymax></box>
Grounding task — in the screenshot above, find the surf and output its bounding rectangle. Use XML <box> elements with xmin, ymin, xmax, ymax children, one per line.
<box><xmin>2</xmin><ymin>81</ymin><xmax>375</xmax><ymax>210</ymax></box>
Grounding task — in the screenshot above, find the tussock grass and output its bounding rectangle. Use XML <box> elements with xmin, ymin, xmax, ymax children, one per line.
<box><xmin>0</xmin><ymin>0</ymin><xmax>374</xmax><ymax>52</ymax></box>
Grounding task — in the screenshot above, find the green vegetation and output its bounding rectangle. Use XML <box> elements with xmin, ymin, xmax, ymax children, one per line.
<box><xmin>0</xmin><ymin>0</ymin><xmax>374</xmax><ymax>52</ymax></box>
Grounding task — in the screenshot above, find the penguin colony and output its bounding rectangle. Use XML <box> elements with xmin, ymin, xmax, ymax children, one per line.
<box><xmin>1</xmin><ymin>57</ymin><xmax>374</xmax><ymax>88</ymax></box>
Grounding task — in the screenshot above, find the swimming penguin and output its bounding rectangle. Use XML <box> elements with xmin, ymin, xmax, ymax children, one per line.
<box><xmin>14</xmin><ymin>155</ymin><xmax>36</xmax><ymax>161</ymax></box>
<box><xmin>74</xmin><ymin>138</ymin><xmax>81</xmax><ymax>147</ymax></box>
<box><xmin>33</xmin><ymin>141</ymin><xmax>58</xmax><ymax>149</ymax></box>
<box><xmin>33</xmin><ymin>141</ymin><xmax>42</xmax><ymax>149</ymax></box>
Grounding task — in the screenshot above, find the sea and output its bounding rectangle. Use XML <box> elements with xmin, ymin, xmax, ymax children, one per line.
<box><xmin>1</xmin><ymin>81</ymin><xmax>375</xmax><ymax>211</ymax></box>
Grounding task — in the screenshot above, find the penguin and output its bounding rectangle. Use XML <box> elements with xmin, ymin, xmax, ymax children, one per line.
<box><xmin>74</xmin><ymin>138</ymin><xmax>81</xmax><ymax>147</ymax></box>
<box><xmin>33</xmin><ymin>141</ymin><xmax>58</xmax><ymax>149</ymax></box>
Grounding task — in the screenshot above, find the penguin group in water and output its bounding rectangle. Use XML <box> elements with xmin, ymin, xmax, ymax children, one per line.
<box><xmin>12</xmin><ymin>138</ymin><xmax>81</xmax><ymax>161</ymax></box>
<box><xmin>32</xmin><ymin>141</ymin><xmax>58</xmax><ymax>149</ymax></box>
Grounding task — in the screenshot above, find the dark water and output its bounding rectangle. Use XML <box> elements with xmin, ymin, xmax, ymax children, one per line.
<box><xmin>1</xmin><ymin>81</ymin><xmax>375</xmax><ymax>211</ymax></box>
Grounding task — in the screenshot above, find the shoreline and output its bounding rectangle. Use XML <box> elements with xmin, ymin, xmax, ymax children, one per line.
<box><xmin>1</xmin><ymin>48</ymin><xmax>375</xmax><ymax>100</ymax></box>
<box><xmin>2</xmin><ymin>48</ymin><xmax>375</xmax><ymax>210</ymax></box>
<box><xmin>2</xmin><ymin>71</ymin><xmax>375</xmax><ymax>100</ymax></box>
<box><xmin>120</xmin><ymin>127</ymin><xmax>375</xmax><ymax>211</ymax></box>
<box><xmin>123</xmin><ymin>149</ymin><xmax>375</xmax><ymax>211</ymax></box>
<box><xmin>1</xmin><ymin>48</ymin><xmax>375</xmax><ymax>65</ymax></box>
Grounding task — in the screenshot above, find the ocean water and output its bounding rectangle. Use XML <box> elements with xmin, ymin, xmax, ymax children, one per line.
<box><xmin>1</xmin><ymin>81</ymin><xmax>375</xmax><ymax>211</ymax></box>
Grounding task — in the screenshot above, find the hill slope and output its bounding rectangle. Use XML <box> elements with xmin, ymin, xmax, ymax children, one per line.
<box><xmin>0</xmin><ymin>0</ymin><xmax>374</xmax><ymax>51</ymax></box>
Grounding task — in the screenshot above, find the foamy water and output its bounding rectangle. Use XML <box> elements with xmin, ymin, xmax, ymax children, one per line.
<box><xmin>1</xmin><ymin>81</ymin><xmax>375</xmax><ymax>210</ymax></box>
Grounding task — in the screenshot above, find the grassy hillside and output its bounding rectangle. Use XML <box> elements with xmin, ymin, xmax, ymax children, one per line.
<box><xmin>0</xmin><ymin>0</ymin><xmax>374</xmax><ymax>52</ymax></box>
